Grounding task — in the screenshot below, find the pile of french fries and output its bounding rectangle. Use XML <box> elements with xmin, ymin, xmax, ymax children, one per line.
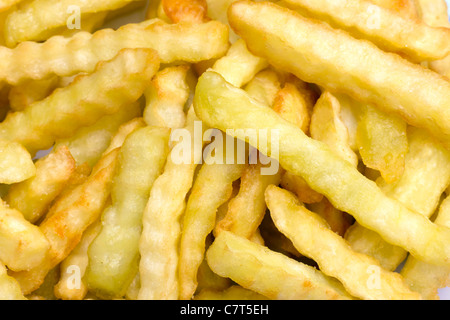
<box><xmin>0</xmin><ymin>0</ymin><xmax>449</xmax><ymax>300</ymax></box>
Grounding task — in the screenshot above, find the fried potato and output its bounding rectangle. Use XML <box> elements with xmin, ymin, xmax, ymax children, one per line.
<box><xmin>228</xmin><ymin>0</ymin><xmax>450</xmax><ymax>149</ymax></box>
<box><xmin>280</xmin><ymin>0</ymin><xmax>450</xmax><ymax>62</ymax></box>
<box><xmin>54</xmin><ymin>102</ymin><xmax>141</xmax><ymax>168</ymax></box>
<box><xmin>370</xmin><ymin>0</ymin><xmax>418</xmax><ymax>18</ymax></box>
<box><xmin>0</xmin><ymin>140</ymin><xmax>35</xmax><ymax>184</ymax></box>
<box><xmin>86</xmin><ymin>127</ymin><xmax>170</xmax><ymax>298</ymax></box>
<box><xmin>310</xmin><ymin>91</ymin><xmax>358</xmax><ymax>168</ymax></box>
<box><xmin>162</xmin><ymin>0</ymin><xmax>209</xmax><ymax>23</ymax></box>
<box><xmin>143</xmin><ymin>65</ymin><xmax>190</xmax><ymax>129</ymax></box>
<box><xmin>3</xmin><ymin>0</ymin><xmax>143</xmax><ymax>46</ymax></box>
<box><xmin>194</xmin><ymin>285</ymin><xmax>269</xmax><ymax>300</ymax></box>
<box><xmin>138</xmin><ymin>108</ymin><xmax>207</xmax><ymax>300</ymax></box>
<box><xmin>5</xmin><ymin>145</ymin><xmax>76</xmax><ymax>223</ymax></box>
<box><xmin>308</xmin><ymin>197</ymin><xmax>353</xmax><ymax>238</ymax></box>
<box><xmin>401</xmin><ymin>194</ymin><xmax>450</xmax><ymax>300</ymax></box>
<box><xmin>266</xmin><ymin>185</ymin><xmax>421</xmax><ymax>300</ymax></box>
<box><xmin>101</xmin><ymin>118</ymin><xmax>146</xmax><ymax>158</ymax></box>
<box><xmin>280</xmin><ymin>171</ymin><xmax>323</xmax><ymax>204</ymax></box>
<box><xmin>0</xmin><ymin>20</ymin><xmax>228</xmax><ymax>86</ymax></box>
<box><xmin>194</xmin><ymin>70</ymin><xmax>450</xmax><ymax>267</ymax></box>
<box><xmin>356</xmin><ymin>103</ymin><xmax>408</xmax><ymax>184</ymax></box>
<box><xmin>0</xmin><ymin>263</ymin><xmax>26</xmax><ymax>300</ymax></box>
<box><xmin>211</xmin><ymin>38</ymin><xmax>269</xmax><ymax>88</ymax></box>
<box><xmin>243</xmin><ymin>69</ymin><xmax>281</xmax><ymax>107</ymax></box>
<box><xmin>0</xmin><ymin>48</ymin><xmax>159</xmax><ymax>155</ymax></box>
<box><xmin>10</xmin><ymin>148</ymin><xmax>120</xmax><ymax>294</ymax></box>
<box><xmin>178</xmin><ymin>157</ymin><xmax>245</xmax><ymax>300</ymax></box>
<box><xmin>346</xmin><ymin>126</ymin><xmax>450</xmax><ymax>271</ymax></box>
<box><xmin>206</xmin><ymin>231</ymin><xmax>353</xmax><ymax>300</ymax></box>
<box><xmin>0</xmin><ymin>0</ymin><xmax>22</xmax><ymax>12</ymax></box>
<box><xmin>0</xmin><ymin>200</ymin><xmax>49</xmax><ymax>272</ymax></box>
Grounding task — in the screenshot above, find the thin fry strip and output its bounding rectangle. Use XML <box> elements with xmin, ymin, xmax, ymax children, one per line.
<box><xmin>206</xmin><ymin>231</ymin><xmax>353</xmax><ymax>300</ymax></box>
<box><xmin>0</xmin><ymin>48</ymin><xmax>159</xmax><ymax>155</ymax></box>
<box><xmin>265</xmin><ymin>185</ymin><xmax>421</xmax><ymax>300</ymax></box>
<box><xmin>10</xmin><ymin>148</ymin><xmax>120</xmax><ymax>294</ymax></box>
<box><xmin>0</xmin><ymin>20</ymin><xmax>228</xmax><ymax>86</ymax></box>
<box><xmin>228</xmin><ymin>0</ymin><xmax>450</xmax><ymax>148</ymax></box>
<box><xmin>194</xmin><ymin>70</ymin><xmax>450</xmax><ymax>267</ymax></box>
<box><xmin>138</xmin><ymin>108</ymin><xmax>208</xmax><ymax>300</ymax></box>
<box><xmin>280</xmin><ymin>0</ymin><xmax>450</xmax><ymax>62</ymax></box>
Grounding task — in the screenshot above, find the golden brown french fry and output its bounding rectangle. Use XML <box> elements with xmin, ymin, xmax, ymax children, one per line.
<box><xmin>0</xmin><ymin>48</ymin><xmax>159</xmax><ymax>155</ymax></box>
<box><xmin>0</xmin><ymin>20</ymin><xmax>228</xmax><ymax>86</ymax></box>
<box><xmin>280</xmin><ymin>0</ymin><xmax>450</xmax><ymax>62</ymax></box>
<box><xmin>0</xmin><ymin>140</ymin><xmax>36</xmax><ymax>184</ymax></box>
<box><xmin>356</xmin><ymin>103</ymin><xmax>408</xmax><ymax>184</ymax></box>
<box><xmin>228</xmin><ymin>0</ymin><xmax>450</xmax><ymax>149</ymax></box>
<box><xmin>162</xmin><ymin>0</ymin><xmax>209</xmax><ymax>23</ymax></box>
<box><xmin>8</xmin><ymin>76</ymin><xmax>60</xmax><ymax>111</ymax></box>
<box><xmin>0</xmin><ymin>200</ymin><xmax>49</xmax><ymax>272</ymax></box>
<box><xmin>138</xmin><ymin>108</ymin><xmax>207</xmax><ymax>300</ymax></box>
<box><xmin>194</xmin><ymin>70</ymin><xmax>450</xmax><ymax>267</ymax></box>
<box><xmin>5</xmin><ymin>145</ymin><xmax>76</xmax><ymax>224</ymax></box>
<box><xmin>10</xmin><ymin>148</ymin><xmax>120</xmax><ymax>294</ymax></box>
<box><xmin>86</xmin><ymin>127</ymin><xmax>170</xmax><ymax>298</ymax></box>
<box><xmin>143</xmin><ymin>65</ymin><xmax>190</xmax><ymax>129</ymax></box>
<box><xmin>266</xmin><ymin>185</ymin><xmax>421</xmax><ymax>300</ymax></box>
<box><xmin>0</xmin><ymin>262</ymin><xmax>26</xmax><ymax>300</ymax></box>
<box><xmin>206</xmin><ymin>231</ymin><xmax>353</xmax><ymax>300</ymax></box>
<box><xmin>0</xmin><ymin>0</ymin><xmax>23</xmax><ymax>12</ymax></box>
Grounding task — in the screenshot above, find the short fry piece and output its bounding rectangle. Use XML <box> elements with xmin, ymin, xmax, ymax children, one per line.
<box><xmin>86</xmin><ymin>127</ymin><xmax>170</xmax><ymax>298</ymax></box>
<box><xmin>0</xmin><ymin>48</ymin><xmax>159</xmax><ymax>155</ymax></box>
<box><xmin>5</xmin><ymin>145</ymin><xmax>76</xmax><ymax>223</ymax></box>
<box><xmin>206</xmin><ymin>231</ymin><xmax>352</xmax><ymax>300</ymax></box>
<box><xmin>0</xmin><ymin>263</ymin><xmax>26</xmax><ymax>300</ymax></box>
<box><xmin>0</xmin><ymin>140</ymin><xmax>35</xmax><ymax>184</ymax></box>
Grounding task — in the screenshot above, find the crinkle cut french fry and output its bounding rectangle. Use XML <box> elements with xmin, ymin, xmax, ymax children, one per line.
<box><xmin>101</xmin><ymin>118</ymin><xmax>146</xmax><ymax>158</ymax></box>
<box><xmin>0</xmin><ymin>140</ymin><xmax>35</xmax><ymax>184</ymax></box>
<box><xmin>206</xmin><ymin>231</ymin><xmax>353</xmax><ymax>300</ymax></box>
<box><xmin>3</xmin><ymin>0</ymin><xmax>143</xmax><ymax>46</ymax></box>
<box><xmin>400</xmin><ymin>194</ymin><xmax>450</xmax><ymax>300</ymax></box>
<box><xmin>143</xmin><ymin>65</ymin><xmax>190</xmax><ymax>129</ymax></box>
<box><xmin>0</xmin><ymin>262</ymin><xmax>26</xmax><ymax>300</ymax></box>
<box><xmin>0</xmin><ymin>48</ymin><xmax>159</xmax><ymax>155</ymax></box>
<box><xmin>308</xmin><ymin>197</ymin><xmax>353</xmax><ymax>238</ymax></box>
<box><xmin>178</xmin><ymin>158</ymin><xmax>244</xmax><ymax>300</ymax></box>
<box><xmin>228</xmin><ymin>0</ymin><xmax>450</xmax><ymax>149</ymax></box>
<box><xmin>54</xmin><ymin>101</ymin><xmax>141</xmax><ymax>168</ymax></box>
<box><xmin>194</xmin><ymin>70</ymin><xmax>450</xmax><ymax>267</ymax></box>
<box><xmin>138</xmin><ymin>108</ymin><xmax>209</xmax><ymax>300</ymax></box>
<box><xmin>0</xmin><ymin>200</ymin><xmax>49</xmax><ymax>272</ymax></box>
<box><xmin>10</xmin><ymin>148</ymin><xmax>120</xmax><ymax>295</ymax></box>
<box><xmin>345</xmin><ymin>127</ymin><xmax>450</xmax><ymax>271</ymax></box>
<box><xmin>162</xmin><ymin>0</ymin><xmax>209</xmax><ymax>23</ymax></box>
<box><xmin>0</xmin><ymin>19</ymin><xmax>228</xmax><ymax>86</ymax></box>
<box><xmin>86</xmin><ymin>127</ymin><xmax>170</xmax><ymax>298</ymax></box>
<box><xmin>5</xmin><ymin>145</ymin><xmax>76</xmax><ymax>224</ymax></box>
<box><xmin>280</xmin><ymin>0</ymin><xmax>450</xmax><ymax>62</ymax></box>
<box><xmin>243</xmin><ymin>69</ymin><xmax>281</xmax><ymax>108</ymax></box>
<box><xmin>266</xmin><ymin>185</ymin><xmax>421</xmax><ymax>300</ymax></box>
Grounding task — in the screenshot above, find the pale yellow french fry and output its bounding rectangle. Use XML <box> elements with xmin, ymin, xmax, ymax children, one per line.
<box><xmin>228</xmin><ymin>0</ymin><xmax>450</xmax><ymax>149</ymax></box>
<box><xmin>206</xmin><ymin>231</ymin><xmax>353</xmax><ymax>300</ymax></box>
<box><xmin>211</xmin><ymin>38</ymin><xmax>269</xmax><ymax>88</ymax></box>
<box><xmin>54</xmin><ymin>102</ymin><xmax>141</xmax><ymax>168</ymax></box>
<box><xmin>162</xmin><ymin>0</ymin><xmax>209</xmax><ymax>23</ymax></box>
<box><xmin>356</xmin><ymin>103</ymin><xmax>408</xmax><ymax>184</ymax></box>
<box><xmin>280</xmin><ymin>171</ymin><xmax>323</xmax><ymax>204</ymax></box>
<box><xmin>243</xmin><ymin>69</ymin><xmax>281</xmax><ymax>107</ymax></box>
<box><xmin>101</xmin><ymin>118</ymin><xmax>146</xmax><ymax>157</ymax></box>
<box><xmin>0</xmin><ymin>19</ymin><xmax>228</xmax><ymax>86</ymax></box>
<box><xmin>0</xmin><ymin>200</ymin><xmax>49</xmax><ymax>272</ymax></box>
<box><xmin>10</xmin><ymin>148</ymin><xmax>120</xmax><ymax>294</ymax></box>
<box><xmin>86</xmin><ymin>127</ymin><xmax>170</xmax><ymax>298</ymax></box>
<box><xmin>370</xmin><ymin>0</ymin><xmax>418</xmax><ymax>18</ymax></box>
<box><xmin>4</xmin><ymin>0</ymin><xmax>143</xmax><ymax>46</ymax></box>
<box><xmin>0</xmin><ymin>262</ymin><xmax>26</xmax><ymax>300</ymax></box>
<box><xmin>8</xmin><ymin>76</ymin><xmax>60</xmax><ymax>111</ymax></box>
<box><xmin>0</xmin><ymin>48</ymin><xmax>159</xmax><ymax>156</ymax></box>
<box><xmin>194</xmin><ymin>70</ymin><xmax>450</xmax><ymax>267</ymax></box>
<box><xmin>196</xmin><ymin>251</ymin><xmax>232</xmax><ymax>294</ymax></box>
<box><xmin>401</xmin><ymin>194</ymin><xmax>450</xmax><ymax>300</ymax></box>
<box><xmin>138</xmin><ymin>109</ymin><xmax>207</xmax><ymax>300</ymax></box>
<box><xmin>0</xmin><ymin>140</ymin><xmax>35</xmax><ymax>184</ymax></box>
<box><xmin>266</xmin><ymin>185</ymin><xmax>421</xmax><ymax>300</ymax></box>
<box><xmin>194</xmin><ymin>285</ymin><xmax>269</xmax><ymax>300</ymax></box>
<box><xmin>54</xmin><ymin>219</ymin><xmax>101</xmax><ymax>300</ymax></box>
<box><xmin>5</xmin><ymin>145</ymin><xmax>76</xmax><ymax>224</ymax></box>
<box><xmin>280</xmin><ymin>0</ymin><xmax>450</xmax><ymax>62</ymax></box>
<box><xmin>310</xmin><ymin>91</ymin><xmax>359</xmax><ymax>168</ymax></box>
<box><xmin>178</xmin><ymin>156</ymin><xmax>245</xmax><ymax>300</ymax></box>
<box><xmin>345</xmin><ymin>127</ymin><xmax>450</xmax><ymax>271</ymax></box>
<box><xmin>143</xmin><ymin>65</ymin><xmax>190</xmax><ymax>129</ymax></box>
